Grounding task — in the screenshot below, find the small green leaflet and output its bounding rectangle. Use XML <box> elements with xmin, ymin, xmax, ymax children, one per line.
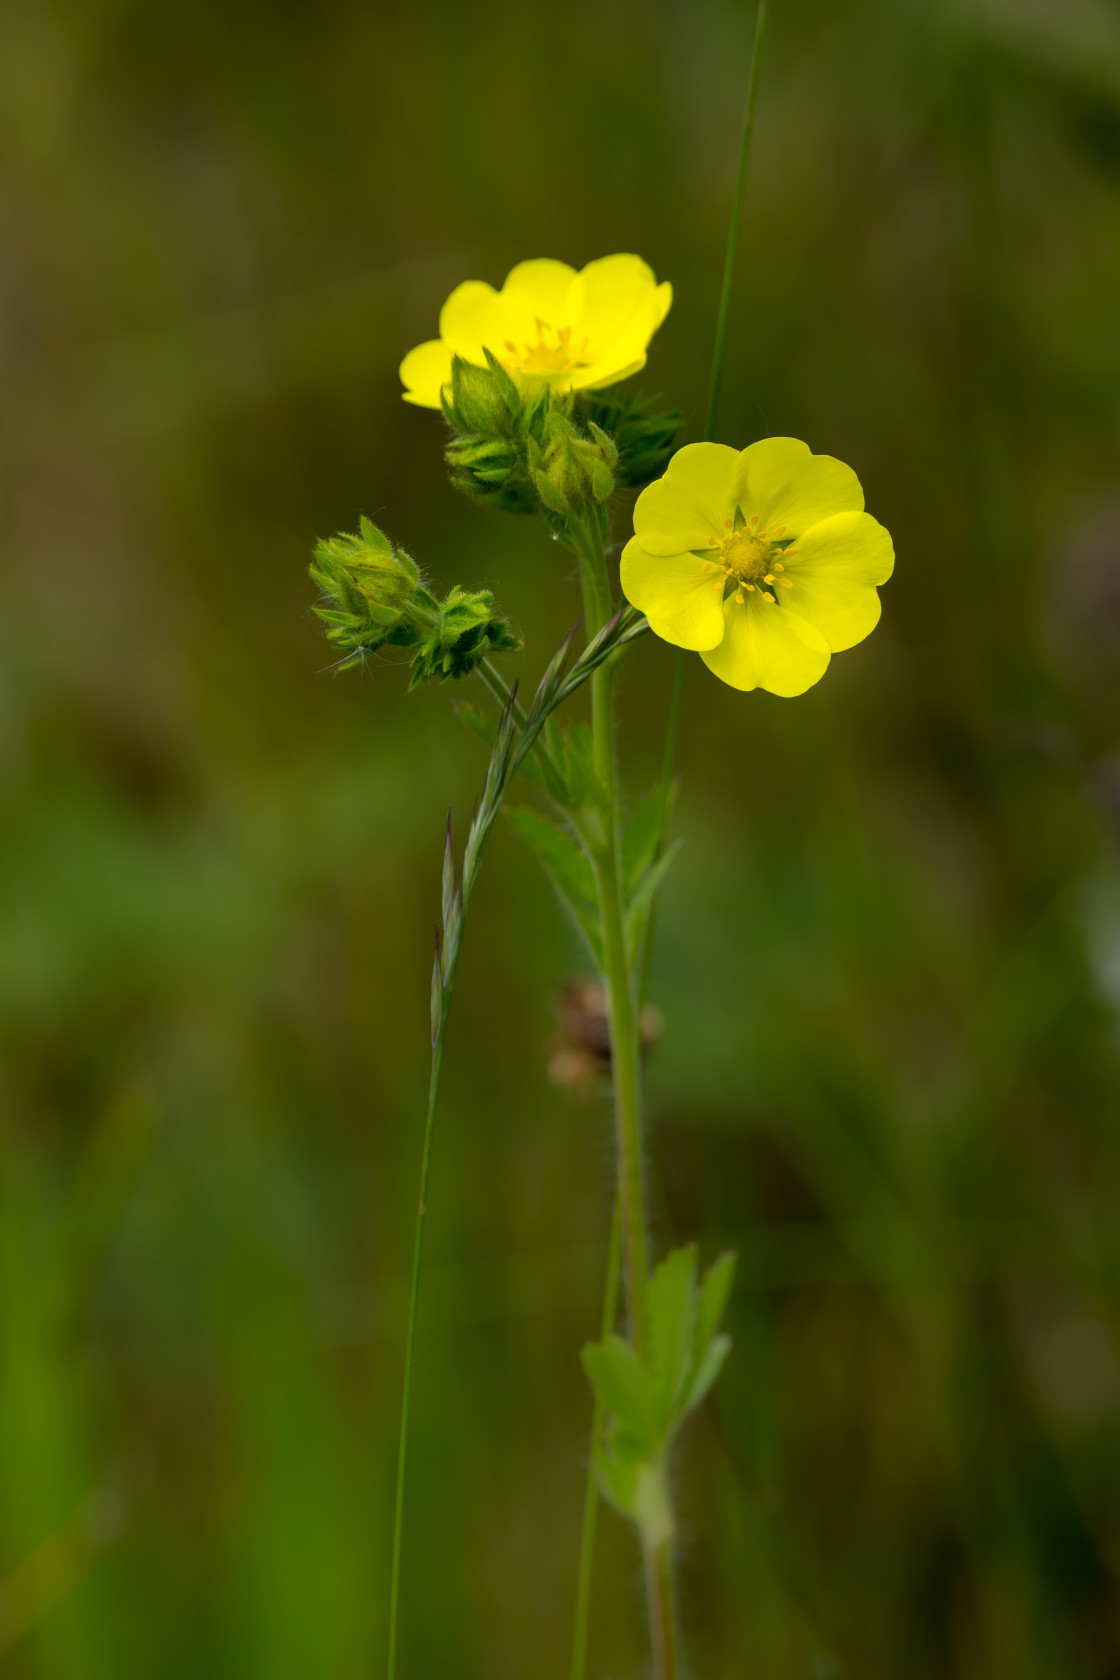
<box><xmin>581</xmin><ymin>1245</ymin><xmax>736</xmax><ymax>1538</ymax></box>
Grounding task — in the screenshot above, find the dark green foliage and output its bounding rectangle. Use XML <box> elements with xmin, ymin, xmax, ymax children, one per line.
<box><xmin>577</xmin><ymin>389</ymin><xmax>682</xmax><ymax>490</ymax></box>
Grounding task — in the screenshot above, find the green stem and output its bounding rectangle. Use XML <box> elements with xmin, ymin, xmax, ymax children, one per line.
<box><xmin>641</xmin><ymin>0</ymin><xmax>771</xmax><ymax>984</ymax></box>
<box><xmin>386</xmin><ymin>1020</ymin><xmax>447</xmax><ymax>1680</ymax></box>
<box><xmin>577</xmin><ymin>516</ymin><xmax>648</xmax><ymax>1346</ymax></box>
<box><xmin>704</xmin><ymin>0</ymin><xmax>770</xmax><ymax>444</ymax></box>
<box><xmin>643</xmin><ymin>1538</ymin><xmax>681</xmax><ymax>1680</ymax></box>
<box><xmin>569</xmin><ymin>1189</ymin><xmax>622</xmax><ymax>1680</ymax></box>
<box><xmin>574</xmin><ymin>511</ymin><xmax>678</xmax><ymax>1678</ymax></box>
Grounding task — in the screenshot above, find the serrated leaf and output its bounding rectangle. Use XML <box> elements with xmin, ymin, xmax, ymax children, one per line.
<box><xmin>680</xmin><ymin>1332</ymin><xmax>731</xmax><ymax>1418</ymax></box>
<box><xmin>622</xmin><ymin>785</ymin><xmax>672</xmax><ymax>900</ymax></box>
<box><xmin>505</xmin><ymin>808</ymin><xmax>602</xmax><ymax>965</ymax></box>
<box><xmin>696</xmin><ymin>1251</ymin><xmax>736</xmax><ymax>1356</ymax></box>
<box><xmin>582</xmin><ymin>1336</ymin><xmax>659</xmax><ymax>1460</ymax></box>
<box><xmin>645</xmin><ymin>1245</ymin><xmax>698</xmax><ymax>1430</ymax></box>
<box><xmin>626</xmin><ymin>837</ymin><xmax>683</xmax><ymax>961</ymax></box>
<box><xmin>561</xmin><ymin>723</ymin><xmax>606</xmax><ymax>812</ymax></box>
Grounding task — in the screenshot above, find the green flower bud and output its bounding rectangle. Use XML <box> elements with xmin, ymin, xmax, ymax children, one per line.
<box><xmin>532</xmin><ymin>410</ymin><xmax>616</xmax><ymax>513</ymax></box>
<box><xmin>407</xmin><ymin>585</ymin><xmax>521</xmax><ymax>690</ymax></box>
<box><xmin>310</xmin><ymin>518</ymin><xmax>422</xmax><ymax>668</ymax></box>
<box><xmin>309</xmin><ymin>518</ymin><xmax>521</xmax><ymax>686</ymax></box>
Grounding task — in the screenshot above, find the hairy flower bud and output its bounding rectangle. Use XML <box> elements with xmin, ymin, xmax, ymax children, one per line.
<box><xmin>309</xmin><ymin>517</ymin><xmax>521</xmax><ymax>685</ymax></box>
<box><xmin>310</xmin><ymin>519</ymin><xmax>421</xmax><ymax>668</ymax></box>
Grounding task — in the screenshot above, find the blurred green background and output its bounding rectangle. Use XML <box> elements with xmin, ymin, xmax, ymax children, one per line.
<box><xmin>3</xmin><ymin>0</ymin><xmax>1120</xmax><ymax>1674</ymax></box>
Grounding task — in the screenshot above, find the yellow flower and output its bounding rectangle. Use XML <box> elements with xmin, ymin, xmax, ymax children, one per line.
<box><xmin>620</xmin><ymin>438</ymin><xmax>894</xmax><ymax>696</ymax></box>
<box><xmin>399</xmin><ymin>255</ymin><xmax>672</xmax><ymax>409</ymax></box>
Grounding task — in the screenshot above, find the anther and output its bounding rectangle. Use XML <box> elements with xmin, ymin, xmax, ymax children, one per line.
<box><xmin>771</xmin><ymin>525</ymin><xmax>786</xmax><ymax>537</ymax></box>
<box><xmin>778</xmin><ymin>578</ymin><xmax>793</xmax><ymax>589</ymax></box>
<box><xmin>723</xmin><ymin>518</ymin><xmax>733</xmax><ymax>529</ymax></box>
<box><xmin>745</xmin><ymin>583</ymin><xmax>755</xmax><ymax>592</ymax></box>
<box><xmin>701</xmin><ymin>562</ymin><xmax>713</xmax><ymax>573</ymax></box>
<box><xmin>763</xmin><ymin>573</ymin><xmax>775</xmax><ymax>585</ymax></box>
<box><xmin>749</xmin><ymin>513</ymin><xmax>759</xmax><ymax>527</ymax></box>
<box><xmin>763</xmin><ymin>591</ymin><xmax>776</xmax><ymax>603</ymax></box>
<box><xmin>735</xmin><ymin>590</ymin><xmax>745</xmax><ymax>604</ymax></box>
<box><xmin>773</xmin><ymin>562</ymin><xmax>784</xmax><ymax>572</ymax></box>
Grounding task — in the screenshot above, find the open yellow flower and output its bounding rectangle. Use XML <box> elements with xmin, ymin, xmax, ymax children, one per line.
<box><xmin>399</xmin><ymin>255</ymin><xmax>672</xmax><ymax>409</ymax></box>
<box><xmin>620</xmin><ymin>438</ymin><xmax>894</xmax><ymax>696</ymax></box>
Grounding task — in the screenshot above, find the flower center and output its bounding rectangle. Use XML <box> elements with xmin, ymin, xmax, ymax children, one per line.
<box><xmin>502</xmin><ymin>316</ymin><xmax>591</xmax><ymax>376</ymax></box>
<box><xmin>701</xmin><ymin>511</ymin><xmax>799</xmax><ymax>605</ymax></box>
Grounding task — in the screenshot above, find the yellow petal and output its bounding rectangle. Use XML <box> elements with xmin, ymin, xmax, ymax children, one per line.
<box><xmin>781</xmin><ymin>511</ymin><xmax>894</xmax><ymax>651</ymax></box>
<box><xmin>632</xmin><ymin>442</ymin><xmax>747</xmax><ymax>556</ymax></box>
<box><xmin>399</xmin><ymin>339</ymin><xmax>454</xmax><ymax>408</ymax></box>
<box><xmin>740</xmin><ymin>437</ymin><xmax>864</xmax><ymax>536</ymax></box>
<box><xmin>573</xmin><ymin>355</ymin><xmax>647</xmax><ymax>392</ymax></box>
<box><xmin>700</xmin><ymin>594</ymin><xmax>831</xmax><ymax>695</ymax></box>
<box><xmin>438</xmin><ymin>279</ymin><xmax>509</xmax><ymax>363</ymax></box>
<box><xmin>574</xmin><ymin>255</ymin><xmax>662</xmax><ymax>343</ymax></box>
<box><xmin>620</xmin><ymin>537</ymin><xmax>726</xmax><ymax>652</ymax></box>
<box><xmin>499</xmin><ymin>258</ymin><xmax>579</xmax><ymax>323</ymax></box>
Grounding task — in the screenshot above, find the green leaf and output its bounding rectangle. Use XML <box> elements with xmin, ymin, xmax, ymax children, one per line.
<box><xmin>505</xmin><ymin>808</ymin><xmax>602</xmax><ymax>966</ymax></box>
<box><xmin>645</xmin><ymin>1245</ymin><xmax>698</xmax><ymax>1430</ymax></box>
<box><xmin>582</xmin><ymin>1336</ymin><xmax>659</xmax><ymax>1460</ymax></box>
<box><xmin>597</xmin><ymin>1450</ymin><xmax>640</xmax><ymax>1520</ymax></box>
<box><xmin>559</xmin><ymin>723</ymin><xmax>607</xmax><ymax>813</ymax></box>
<box><xmin>681</xmin><ymin>1332</ymin><xmax>731</xmax><ymax>1417</ymax></box>
<box><xmin>626</xmin><ymin>837</ymin><xmax>683</xmax><ymax>962</ymax></box>
<box><xmin>696</xmin><ymin>1250</ymin><xmax>737</xmax><ymax>1355</ymax></box>
<box><xmin>622</xmin><ymin>785</ymin><xmax>671</xmax><ymax>899</ymax></box>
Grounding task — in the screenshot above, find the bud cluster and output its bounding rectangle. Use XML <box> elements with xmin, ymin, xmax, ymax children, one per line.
<box><xmin>310</xmin><ymin>517</ymin><xmax>519</xmax><ymax>687</ymax></box>
<box><xmin>441</xmin><ymin>353</ymin><xmax>678</xmax><ymax>523</ymax></box>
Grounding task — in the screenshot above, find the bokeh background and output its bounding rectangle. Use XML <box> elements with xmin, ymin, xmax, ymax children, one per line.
<box><xmin>3</xmin><ymin>0</ymin><xmax>1120</xmax><ymax>1674</ymax></box>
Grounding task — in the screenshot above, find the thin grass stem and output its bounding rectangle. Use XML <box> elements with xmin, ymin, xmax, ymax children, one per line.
<box><xmin>386</xmin><ymin>1023</ymin><xmax>447</xmax><ymax>1680</ymax></box>
<box><xmin>705</xmin><ymin>0</ymin><xmax>770</xmax><ymax>446</ymax></box>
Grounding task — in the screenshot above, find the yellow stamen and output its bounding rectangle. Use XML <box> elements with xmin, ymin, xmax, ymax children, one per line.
<box><xmin>735</xmin><ymin>590</ymin><xmax>745</xmax><ymax>604</ymax></box>
<box><xmin>763</xmin><ymin>573</ymin><xmax>775</xmax><ymax>585</ymax></box>
<box><xmin>773</xmin><ymin>562</ymin><xmax>784</xmax><ymax>572</ymax></box>
<box><xmin>723</xmin><ymin>518</ymin><xmax>733</xmax><ymax>529</ymax></box>
<box><xmin>771</xmin><ymin>525</ymin><xmax>786</xmax><ymax>538</ymax></box>
<box><xmin>778</xmin><ymin>577</ymin><xmax>793</xmax><ymax>589</ymax></box>
<box><xmin>763</xmin><ymin>591</ymin><xmax>776</xmax><ymax>602</ymax></box>
<box><xmin>701</xmin><ymin>562</ymin><xmax>713</xmax><ymax>573</ymax></box>
<box><xmin>745</xmin><ymin>583</ymin><xmax>755</xmax><ymax>592</ymax></box>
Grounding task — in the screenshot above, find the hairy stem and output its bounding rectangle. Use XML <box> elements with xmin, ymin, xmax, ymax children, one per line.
<box><xmin>574</xmin><ymin>511</ymin><xmax>677</xmax><ymax>1679</ymax></box>
<box><xmin>569</xmin><ymin>1190</ymin><xmax>621</xmax><ymax>1680</ymax></box>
